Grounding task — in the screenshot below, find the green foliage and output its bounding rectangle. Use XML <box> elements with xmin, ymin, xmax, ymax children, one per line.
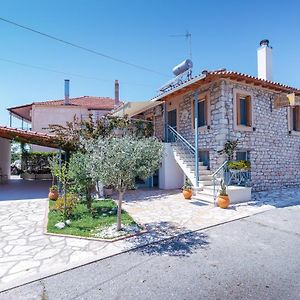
<box><xmin>54</xmin><ymin>193</ymin><xmax>78</xmax><ymax>218</ymax></box>
<box><xmin>85</xmin><ymin>135</ymin><xmax>163</xmax><ymax>230</ymax></box>
<box><xmin>227</xmin><ymin>160</ymin><xmax>251</xmax><ymax>170</ymax></box>
<box><xmin>48</xmin><ymin>115</ymin><xmax>155</xmax><ymax>151</ymax></box>
<box><xmin>47</xmin><ymin>199</ymin><xmax>136</xmax><ymax>238</ymax></box>
<box><xmin>182</xmin><ymin>179</ymin><xmax>192</xmax><ymax>190</ymax></box>
<box><xmin>86</xmin><ymin>136</ymin><xmax>164</xmax><ymax>192</ymax></box>
<box><xmin>22</xmin><ymin>151</ymin><xmax>57</xmax><ymax>174</ymax></box>
<box><xmin>218</xmin><ymin>140</ymin><xmax>239</xmax><ymax>160</ymax></box>
<box><xmin>49</xmin><ymin>185</ymin><xmax>58</xmax><ymax>192</ymax></box>
<box><xmin>219</xmin><ymin>179</ymin><xmax>228</xmax><ymax>196</ymax></box>
<box><xmin>68</xmin><ymin>152</ymin><xmax>95</xmax><ymax>211</ymax></box>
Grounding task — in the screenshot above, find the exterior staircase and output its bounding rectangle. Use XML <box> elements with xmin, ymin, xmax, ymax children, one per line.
<box><xmin>167</xmin><ymin>125</ymin><xmax>251</xmax><ymax>205</ymax></box>
<box><xmin>171</xmin><ymin>142</ymin><xmax>220</xmax><ymax>203</ymax></box>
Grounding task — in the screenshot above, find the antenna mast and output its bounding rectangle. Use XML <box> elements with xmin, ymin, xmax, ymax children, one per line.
<box><xmin>170</xmin><ymin>30</ymin><xmax>192</xmax><ymax>60</ymax></box>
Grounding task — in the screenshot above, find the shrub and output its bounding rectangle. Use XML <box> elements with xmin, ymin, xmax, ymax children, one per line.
<box><xmin>227</xmin><ymin>160</ymin><xmax>251</xmax><ymax>170</ymax></box>
<box><xmin>50</xmin><ymin>185</ymin><xmax>58</xmax><ymax>192</ymax></box>
<box><xmin>55</xmin><ymin>193</ymin><xmax>78</xmax><ymax>218</ymax></box>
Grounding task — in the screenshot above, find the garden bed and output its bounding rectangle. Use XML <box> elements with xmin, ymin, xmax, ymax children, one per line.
<box><xmin>47</xmin><ymin>199</ymin><xmax>141</xmax><ymax>240</ymax></box>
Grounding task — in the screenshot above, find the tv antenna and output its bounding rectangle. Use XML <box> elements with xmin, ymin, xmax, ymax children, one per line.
<box><xmin>170</xmin><ymin>30</ymin><xmax>192</xmax><ymax>60</ymax></box>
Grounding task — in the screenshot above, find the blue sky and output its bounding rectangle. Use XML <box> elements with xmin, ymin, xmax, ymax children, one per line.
<box><xmin>1</xmin><ymin>0</ymin><xmax>300</xmax><ymax>126</ymax></box>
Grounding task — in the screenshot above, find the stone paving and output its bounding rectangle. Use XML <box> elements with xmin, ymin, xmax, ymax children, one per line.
<box><xmin>1</xmin><ymin>179</ymin><xmax>300</xmax><ymax>292</ymax></box>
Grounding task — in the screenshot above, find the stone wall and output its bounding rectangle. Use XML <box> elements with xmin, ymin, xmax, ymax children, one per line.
<box><xmin>151</xmin><ymin>79</ymin><xmax>300</xmax><ymax>191</ymax></box>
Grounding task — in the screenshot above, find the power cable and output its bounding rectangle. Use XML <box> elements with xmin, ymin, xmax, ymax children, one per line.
<box><xmin>0</xmin><ymin>17</ymin><xmax>168</xmax><ymax>78</ymax></box>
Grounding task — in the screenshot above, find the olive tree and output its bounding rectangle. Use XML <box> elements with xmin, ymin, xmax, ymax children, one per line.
<box><xmin>85</xmin><ymin>136</ymin><xmax>163</xmax><ymax>231</ymax></box>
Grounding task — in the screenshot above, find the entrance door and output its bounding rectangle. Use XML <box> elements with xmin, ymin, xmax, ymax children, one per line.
<box><xmin>168</xmin><ymin>109</ymin><xmax>177</xmax><ymax>130</ymax></box>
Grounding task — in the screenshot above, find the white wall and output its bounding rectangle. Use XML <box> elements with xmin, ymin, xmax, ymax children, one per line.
<box><xmin>159</xmin><ymin>143</ymin><xmax>184</xmax><ymax>189</ymax></box>
<box><xmin>31</xmin><ymin>105</ymin><xmax>88</xmax><ymax>152</ymax></box>
<box><xmin>0</xmin><ymin>138</ymin><xmax>11</xmax><ymax>179</ymax></box>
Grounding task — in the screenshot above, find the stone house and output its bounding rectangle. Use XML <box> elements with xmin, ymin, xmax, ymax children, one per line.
<box><xmin>115</xmin><ymin>40</ymin><xmax>300</xmax><ymax>195</ymax></box>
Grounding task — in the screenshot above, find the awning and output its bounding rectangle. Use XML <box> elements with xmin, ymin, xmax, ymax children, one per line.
<box><xmin>112</xmin><ymin>101</ymin><xmax>163</xmax><ymax>118</ymax></box>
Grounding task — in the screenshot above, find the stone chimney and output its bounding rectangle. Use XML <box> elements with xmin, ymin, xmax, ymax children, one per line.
<box><xmin>114</xmin><ymin>80</ymin><xmax>120</xmax><ymax>106</ymax></box>
<box><xmin>64</xmin><ymin>79</ymin><xmax>70</xmax><ymax>105</ymax></box>
<box><xmin>257</xmin><ymin>39</ymin><xmax>272</xmax><ymax>81</ymax></box>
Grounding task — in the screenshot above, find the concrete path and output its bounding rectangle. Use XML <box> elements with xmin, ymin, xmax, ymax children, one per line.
<box><xmin>1</xmin><ymin>204</ymin><xmax>299</xmax><ymax>300</ymax></box>
<box><xmin>1</xmin><ymin>179</ymin><xmax>300</xmax><ymax>292</ymax></box>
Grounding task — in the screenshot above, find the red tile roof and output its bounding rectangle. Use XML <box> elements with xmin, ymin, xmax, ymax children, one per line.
<box><xmin>8</xmin><ymin>96</ymin><xmax>122</xmax><ymax>122</ymax></box>
<box><xmin>151</xmin><ymin>69</ymin><xmax>300</xmax><ymax>101</ymax></box>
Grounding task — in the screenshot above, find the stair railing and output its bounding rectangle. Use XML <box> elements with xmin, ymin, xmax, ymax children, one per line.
<box><xmin>167</xmin><ymin>125</ymin><xmax>195</xmax><ymax>156</ymax></box>
<box><xmin>212</xmin><ymin>160</ymin><xmax>228</xmax><ymax>206</ymax></box>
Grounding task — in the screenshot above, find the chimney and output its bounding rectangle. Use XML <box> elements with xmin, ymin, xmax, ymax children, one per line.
<box><xmin>114</xmin><ymin>80</ymin><xmax>120</xmax><ymax>106</ymax></box>
<box><xmin>64</xmin><ymin>79</ymin><xmax>70</xmax><ymax>105</ymax></box>
<box><xmin>257</xmin><ymin>39</ymin><xmax>272</xmax><ymax>81</ymax></box>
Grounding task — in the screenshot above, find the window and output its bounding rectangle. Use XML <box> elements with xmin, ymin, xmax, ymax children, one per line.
<box><xmin>236</xmin><ymin>151</ymin><xmax>250</xmax><ymax>161</ymax></box>
<box><xmin>292</xmin><ymin>106</ymin><xmax>300</xmax><ymax>132</ymax></box>
<box><xmin>192</xmin><ymin>92</ymin><xmax>211</xmax><ymax>129</ymax></box>
<box><xmin>198</xmin><ymin>98</ymin><xmax>207</xmax><ymax>127</ymax></box>
<box><xmin>234</xmin><ymin>90</ymin><xmax>253</xmax><ymax>131</ymax></box>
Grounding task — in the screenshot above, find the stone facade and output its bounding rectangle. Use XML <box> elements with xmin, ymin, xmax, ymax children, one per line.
<box><xmin>151</xmin><ymin>79</ymin><xmax>300</xmax><ymax>191</ymax></box>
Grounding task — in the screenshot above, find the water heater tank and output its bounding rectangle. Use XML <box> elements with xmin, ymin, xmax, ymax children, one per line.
<box><xmin>172</xmin><ymin>59</ymin><xmax>193</xmax><ymax>76</ymax></box>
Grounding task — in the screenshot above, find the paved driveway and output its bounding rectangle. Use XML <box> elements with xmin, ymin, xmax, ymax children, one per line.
<box><xmin>1</xmin><ymin>179</ymin><xmax>300</xmax><ymax>292</ymax></box>
<box><xmin>1</xmin><ymin>204</ymin><xmax>299</xmax><ymax>300</ymax></box>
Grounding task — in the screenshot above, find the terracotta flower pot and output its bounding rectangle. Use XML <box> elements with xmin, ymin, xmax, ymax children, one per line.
<box><xmin>218</xmin><ymin>195</ymin><xmax>230</xmax><ymax>209</ymax></box>
<box><xmin>48</xmin><ymin>190</ymin><xmax>59</xmax><ymax>201</ymax></box>
<box><xmin>183</xmin><ymin>189</ymin><xmax>192</xmax><ymax>200</ymax></box>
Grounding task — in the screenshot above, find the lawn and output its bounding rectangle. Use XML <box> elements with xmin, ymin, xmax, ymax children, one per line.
<box><xmin>47</xmin><ymin>199</ymin><xmax>137</xmax><ymax>238</ymax></box>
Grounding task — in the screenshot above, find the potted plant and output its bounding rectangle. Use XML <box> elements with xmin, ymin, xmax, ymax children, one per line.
<box><xmin>182</xmin><ymin>180</ymin><xmax>193</xmax><ymax>200</ymax></box>
<box><xmin>217</xmin><ymin>180</ymin><xmax>230</xmax><ymax>208</ymax></box>
<box><xmin>48</xmin><ymin>185</ymin><xmax>59</xmax><ymax>201</ymax></box>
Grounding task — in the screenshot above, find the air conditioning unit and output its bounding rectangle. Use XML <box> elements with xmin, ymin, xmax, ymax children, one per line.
<box><xmin>154</xmin><ymin>105</ymin><xmax>162</xmax><ymax>117</ymax></box>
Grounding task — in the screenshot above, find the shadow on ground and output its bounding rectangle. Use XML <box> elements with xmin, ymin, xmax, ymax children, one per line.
<box><xmin>251</xmin><ymin>188</ymin><xmax>300</xmax><ymax>209</ymax></box>
<box><xmin>120</xmin><ymin>188</ymin><xmax>181</xmax><ymax>203</ymax></box>
<box><xmin>0</xmin><ymin>178</ymin><xmax>50</xmax><ymax>201</ymax></box>
<box><xmin>128</xmin><ymin>221</ymin><xmax>209</xmax><ymax>257</ymax></box>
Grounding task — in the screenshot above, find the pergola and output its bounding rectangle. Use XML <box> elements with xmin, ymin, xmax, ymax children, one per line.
<box><xmin>0</xmin><ymin>126</ymin><xmax>69</xmax><ymax>180</ymax></box>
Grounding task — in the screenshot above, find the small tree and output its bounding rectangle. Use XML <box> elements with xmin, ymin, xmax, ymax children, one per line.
<box><xmin>49</xmin><ymin>156</ymin><xmax>69</xmax><ymax>220</ymax></box>
<box><xmin>68</xmin><ymin>152</ymin><xmax>95</xmax><ymax>212</ymax></box>
<box><xmin>86</xmin><ymin>136</ymin><xmax>163</xmax><ymax>231</ymax></box>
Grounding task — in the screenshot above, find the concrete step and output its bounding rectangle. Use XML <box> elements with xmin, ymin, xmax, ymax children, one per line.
<box><xmin>192</xmin><ymin>193</ymin><xmax>215</xmax><ymax>204</ymax></box>
<box><xmin>198</xmin><ymin>180</ymin><xmax>214</xmax><ymax>186</ymax></box>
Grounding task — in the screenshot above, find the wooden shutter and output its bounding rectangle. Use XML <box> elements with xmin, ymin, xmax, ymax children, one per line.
<box><xmin>296</xmin><ymin>107</ymin><xmax>300</xmax><ymax>131</ymax></box>
<box><xmin>204</xmin><ymin>97</ymin><xmax>208</xmax><ymax>125</ymax></box>
<box><xmin>246</xmin><ymin>96</ymin><xmax>252</xmax><ymax>127</ymax></box>
<box><xmin>236</xmin><ymin>94</ymin><xmax>241</xmax><ymax>125</ymax></box>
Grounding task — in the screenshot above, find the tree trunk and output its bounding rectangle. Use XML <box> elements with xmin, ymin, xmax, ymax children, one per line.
<box><xmin>63</xmin><ymin>181</ymin><xmax>67</xmax><ymax>220</ymax></box>
<box><xmin>117</xmin><ymin>191</ymin><xmax>125</xmax><ymax>231</ymax></box>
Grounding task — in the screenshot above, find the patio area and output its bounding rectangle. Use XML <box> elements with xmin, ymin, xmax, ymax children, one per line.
<box><xmin>1</xmin><ymin>178</ymin><xmax>300</xmax><ymax>291</ymax></box>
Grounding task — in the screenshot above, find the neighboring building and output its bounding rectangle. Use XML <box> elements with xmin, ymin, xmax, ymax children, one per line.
<box><xmin>115</xmin><ymin>40</ymin><xmax>300</xmax><ymax>195</ymax></box>
<box><xmin>8</xmin><ymin>80</ymin><xmax>122</xmax><ymax>151</ymax></box>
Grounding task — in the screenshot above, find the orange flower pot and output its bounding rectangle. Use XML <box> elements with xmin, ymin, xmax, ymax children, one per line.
<box><xmin>218</xmin><ymin>195</ymin><xmax>230</xmax><ymax>209</ymax></box>
<box><xmin>183</xmin><ymin>189</ymin><xmax>192</xmax><ymax>200</ymax></box>
<box><xmin>48</xmin><ymin>191</ymin><xmax>59</xmax><ymax>201</ymax></box>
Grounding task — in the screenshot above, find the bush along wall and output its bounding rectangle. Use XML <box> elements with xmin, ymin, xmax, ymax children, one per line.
<box><xmin>22</xmin><ymin>152</ymin><xmax>58</xmax><ymax>174</ymax></box>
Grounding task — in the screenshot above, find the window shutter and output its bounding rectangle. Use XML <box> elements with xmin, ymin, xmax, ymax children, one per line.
<box><xmin>296</xmin><ymin>107</ymin><xmax>300</xmax><ymax>131</ymax></box>
<box><xmin>246</xmin><ymin>96</ymin><xmax>252</xmax><ymax>127</ymax></box>
<box><xmin>236</xmin><ymin>94</ymin><xmax>241</xmax><ymax>125</ymax></box>
<box><xmin>204</xmin><ymin>98</ymin><xmax>207</xmax><ymax>125</ymax></box>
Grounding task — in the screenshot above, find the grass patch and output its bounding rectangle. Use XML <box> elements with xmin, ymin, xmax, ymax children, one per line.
<box><xmin>47</xmin><ymin>199</ymin><xmax>136</xmax><ymax>238</ymax></box>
